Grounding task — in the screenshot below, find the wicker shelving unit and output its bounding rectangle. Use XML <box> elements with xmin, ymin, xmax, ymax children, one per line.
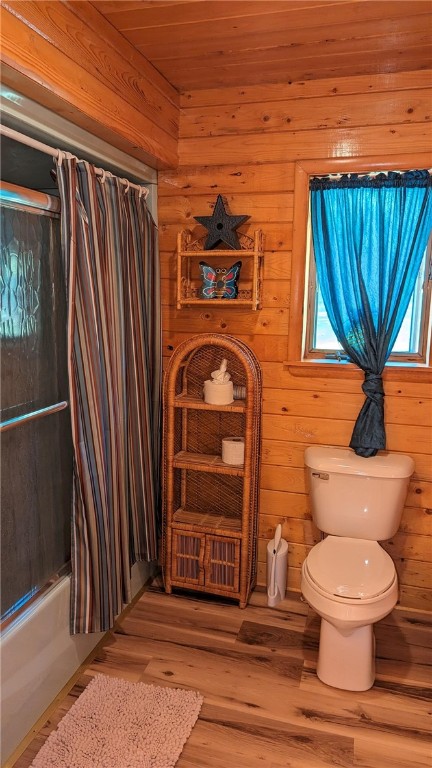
<box><xmin>176</xmin><ymin>229</ymin><xmax>264</xmax><ymax>309</ymax></box>
<box><xmin>162</xmin><ymin>334</ymin><xmax>262</xmax><ymax>608</ymax></box>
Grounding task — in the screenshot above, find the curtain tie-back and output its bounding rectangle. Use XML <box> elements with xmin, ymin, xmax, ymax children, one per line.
<box><xmin>362</xmin><ymin>372</ymin><xmax>384</xmax><ymax>405</ymax></box>
<box><xmin>350</xmin><ymin>372</ymin><xmax>385</xmax><ymax>458</ymax></box>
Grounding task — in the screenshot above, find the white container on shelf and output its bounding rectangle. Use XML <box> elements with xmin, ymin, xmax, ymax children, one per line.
<box><xmin>203</xmin><ymin>358</ymin><xmax>234</xmax><ymax>404</ymax></box>
<box><xmin>203</xmin><ymin>379</ymin><xmax>234</xmax><ymax>405</ymax></box>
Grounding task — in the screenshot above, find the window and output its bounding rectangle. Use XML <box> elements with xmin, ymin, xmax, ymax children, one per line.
<box><xmin>0</xmin><ymin>183</ymin><xmax>72</xmax><ymax>624</ymax></box>
<box><xmin>287</xmin><ymin>155</ymin><xmax>432</xmax><ymax>374</ymax></box>
<box><xmin>304</xmin><ymin>230</ymin><xmax>432</xmax><ymax>364</ymax></box>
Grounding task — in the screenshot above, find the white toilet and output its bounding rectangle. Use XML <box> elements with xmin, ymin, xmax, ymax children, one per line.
<box><xmin>301</xmin><ymin>446</ymin><xmax>414</xmax><ymax>692</ymax></box>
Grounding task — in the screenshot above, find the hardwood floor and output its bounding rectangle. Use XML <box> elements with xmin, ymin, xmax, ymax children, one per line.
<box><xmin>11</xmin><ymin>581</ymin><xmax>432</xmax><ymax>768</ymax></box>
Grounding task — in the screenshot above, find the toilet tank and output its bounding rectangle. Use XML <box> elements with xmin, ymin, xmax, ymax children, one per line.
<box><xmin>305</xmin><ymin>447</ymin><xmax>414</xmax><ymax>541</ymax></box>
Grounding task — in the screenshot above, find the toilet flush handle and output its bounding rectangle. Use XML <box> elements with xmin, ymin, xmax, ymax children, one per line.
<box><xmin>312</xmin><ymin>472</ymin><xmax>329</xmax><ymax>480</ymax></box>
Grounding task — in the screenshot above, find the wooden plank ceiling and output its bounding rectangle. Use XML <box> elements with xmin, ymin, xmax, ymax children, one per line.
<box><xmin>91</xmin><ymin>0</ymin><xmax>432</xmax><ymax>91</ymax></box>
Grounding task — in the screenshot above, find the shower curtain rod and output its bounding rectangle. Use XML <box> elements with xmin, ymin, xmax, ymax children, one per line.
<box><xmin>0</xmin><ymin>125</ymin><xmax>149</xmax><ymax>197</ymax></box>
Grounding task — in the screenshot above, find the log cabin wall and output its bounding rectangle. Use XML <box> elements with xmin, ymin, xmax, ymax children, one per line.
<box><xmin>159</xmin><ymin>70</ymin><xmax>432</xmax><ymax>612</ymax></box>
<box><xmin>0</xmin><ymin>1</ymin><xmax>179</xmax><ymax>169</ymax></box>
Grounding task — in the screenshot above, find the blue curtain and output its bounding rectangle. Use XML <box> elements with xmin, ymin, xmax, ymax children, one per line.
<box><xmin>310</xmin><ymin>170</ymin><xmax>432</xmax><ymax>458</ymax></box>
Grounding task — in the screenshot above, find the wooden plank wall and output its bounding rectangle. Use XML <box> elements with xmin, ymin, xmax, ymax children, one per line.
<box><xmin>0</xmin><ymin>0</ymin><xmax>179</xmax><ymax>169</ymax></box>
<box><xmin>159</xmin><ymin>70</ymin><xmax>432</xmax><ymax>612</ymax></box>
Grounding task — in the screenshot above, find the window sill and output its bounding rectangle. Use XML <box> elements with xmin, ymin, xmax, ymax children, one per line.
<box><xmin>284</xmin><ymin>359</ymin><xmax>432</xmax><ymax>382</ymax></box>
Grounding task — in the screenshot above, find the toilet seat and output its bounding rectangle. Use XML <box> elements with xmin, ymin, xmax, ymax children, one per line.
<box><xmin>305</xmin><ymin>536</ymin><xmax>396</xmax><ymax>599</ymax></box>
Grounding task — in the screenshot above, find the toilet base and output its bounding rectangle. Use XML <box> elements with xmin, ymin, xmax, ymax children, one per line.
<box><xmin>317</xmin><ymin>618</ymin><xmax>375</xmax><ymax>691</ymax></box>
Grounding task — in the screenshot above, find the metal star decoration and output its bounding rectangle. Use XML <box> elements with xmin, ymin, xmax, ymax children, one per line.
<box><xmin>194</xmin><ymin>194</ymin><xmax>250</xmax><ymax>250</ymax></box>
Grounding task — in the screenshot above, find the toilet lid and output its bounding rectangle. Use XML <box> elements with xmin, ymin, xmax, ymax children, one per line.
<box><xmin>306</xmin><ymin>537</ymin><xmax>396</xmax><ymax>599</ymax></box>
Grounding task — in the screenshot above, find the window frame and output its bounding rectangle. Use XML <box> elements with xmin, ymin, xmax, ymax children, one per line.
<box><xmin>286</xmin><ymin>153</ymin><xmax>432</xmax><ymax>382</ymax></box>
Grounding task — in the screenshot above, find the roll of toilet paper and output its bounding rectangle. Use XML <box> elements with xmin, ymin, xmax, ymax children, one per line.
<box><xmin>222</xmin><ymin>437</ymin><xmax>245</xmax><ymax>466</ymax></box>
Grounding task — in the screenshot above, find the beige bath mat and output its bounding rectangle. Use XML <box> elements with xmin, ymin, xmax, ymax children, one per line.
<box><xmin>30</xmin><ymin>674</ymin><xmax>203</xmax><ymax>768</ymax></box>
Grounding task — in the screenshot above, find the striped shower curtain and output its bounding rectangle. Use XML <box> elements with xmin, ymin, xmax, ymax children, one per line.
<box><xmin>56</xmin><ymin>156</ymin><xmax>160</xmax><ymax>633</ymax></box>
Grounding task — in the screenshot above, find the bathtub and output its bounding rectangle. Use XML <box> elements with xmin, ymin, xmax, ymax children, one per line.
<box><xmin>0</xmin><ymin>560</ymin><xmax>155</xmax><ymax>763</ymax></box>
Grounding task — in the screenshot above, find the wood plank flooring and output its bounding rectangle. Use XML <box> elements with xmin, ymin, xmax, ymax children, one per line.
<box><xmin>11</xmin><ymin>581</ymin><xmax>432</xmax><ymax>768</ymax></box>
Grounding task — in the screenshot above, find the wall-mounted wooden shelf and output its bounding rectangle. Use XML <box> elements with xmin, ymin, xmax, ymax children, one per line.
<box><xmin>176</xmin><ymin>229</ymin><xmax>264</xmax><ymax>310</ymax></box>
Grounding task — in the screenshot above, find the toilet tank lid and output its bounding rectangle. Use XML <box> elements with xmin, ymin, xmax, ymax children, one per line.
<box><xmin>305</xmin><ymin>447</ymin><xmax>414</xmax><ymax>479</ymax></box>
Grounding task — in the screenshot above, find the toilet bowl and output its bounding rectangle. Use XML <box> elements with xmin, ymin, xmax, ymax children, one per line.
<box><xmin>301</xmin><ymin>446</ymin><xmax>414</xmax><ymax>692</ymax></box>
<box><xmin>301</xmin><ymin>536</ymin><xmax>398</xmax><ymax>690</ymax></box>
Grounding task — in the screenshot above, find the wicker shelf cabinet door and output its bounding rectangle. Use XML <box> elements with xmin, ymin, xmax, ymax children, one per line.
<box><xmin>171</xmin><ymin>530</ymin><xmax>205</xmax><ymax>586</ymax></box>
<box><xmin>162</xmin><ymin>334</ymin><xmax>262</xmax><ymax>608</ymax></box>
<box><xmin>204</xmin><ymin>535</ymin><xmax>240</xmax><ymax>593</ymax></box>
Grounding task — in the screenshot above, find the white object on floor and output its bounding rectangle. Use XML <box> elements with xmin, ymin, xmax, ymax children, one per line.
<box><xmin>266</xmin><ymin>524</ymin><xmax>288</xmax><ymax>608</ymax></box>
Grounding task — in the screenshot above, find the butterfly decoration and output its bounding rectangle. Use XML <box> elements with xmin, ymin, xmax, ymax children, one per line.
<box><xmin>199</xmin><ymin>261</ymin><xmax>242</xmax><ymax>299</ymax></box>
